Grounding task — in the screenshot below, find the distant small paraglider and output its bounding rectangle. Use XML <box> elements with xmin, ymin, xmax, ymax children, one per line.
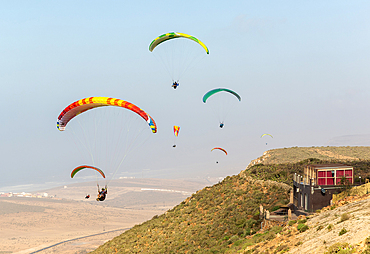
<box><xmin>211</xmin><ymin>147</ymin><xmax>227</xmax><ymax>155</ymax></box>
<box><xmin>261</xmin><ymin>134</ymin><xmax>273</xmax><ymax>145</ymax></box>
<box><xmin>211</xmin><ymin>147</ymin><xmax>227</xmax><ymax>164</ymax></box>
<box><xmin>203</xmin><ymin>88</ymin><xmax>241</xmax><ymax>128</ymax></box>
<box><xmin>173</xmin><ymin>126</ymin><xmax>180</xmax><ymax>148</ymax></box>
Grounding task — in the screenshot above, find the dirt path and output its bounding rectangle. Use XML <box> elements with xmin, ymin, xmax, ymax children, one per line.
<box><xmin>13</xmin><ymin>228</ymin><xmax>128</xmax><ymax>254</ymax></box>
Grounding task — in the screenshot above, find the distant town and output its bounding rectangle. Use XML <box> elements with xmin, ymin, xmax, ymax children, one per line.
<box><xmin>0</xmin><ymin>192</ymin><xmax>55</xmax><ymax>198</ymax></box>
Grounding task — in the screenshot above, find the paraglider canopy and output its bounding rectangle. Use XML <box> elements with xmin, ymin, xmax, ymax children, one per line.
<box><xmin>202</xmin><ymin>88</ymin><xmax>241</xmax><ymax>103</ymax></box>
<box><xmin>71</xmin><ymin>165</ymin><xmax>105</xmax><ymax>179</ymax></box>
<box><xmin>149</xmin><ymin>32</ymin><xmax>209</xmax><ymax>86</ymax></box>
<box><xmin>211</xmin><ymin>147</ymin><xmax>227</xmax><ymax>155</ymax></box>
<box><xmin>149</xmin><ymin>32</ymin><xmax>209</xmax><ymax>54</ymax></box>
<box><xmin>173</xmin><ymin>126</ymin><xmax>180</xmax><ymax>148</ymax></box>
<box><xmin>261</xmin><ymin>133</ymin><xmax>273</xmax><ymax>138</ymax></box>
<box><xmin>57</xmin><ymin>97</ymin><xmax>157</xmax><ymax>133</ymax></box>
<box><xmin>174</xmin><ymin>126</ymin><xmax>180</xmax><ymax>137</ymax></box>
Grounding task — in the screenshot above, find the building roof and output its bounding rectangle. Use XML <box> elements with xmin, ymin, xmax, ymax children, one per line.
<box><xmin>305</xmin><ymin>164</ymin><xmax>353</xmax><ymax>169</ymax></box>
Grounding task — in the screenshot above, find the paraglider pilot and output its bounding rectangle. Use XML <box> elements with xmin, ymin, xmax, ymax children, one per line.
<box><xmin>96</xmin><ymin>184</ymin><xmax>107</xmax><ymax>201</ymax></box>
<box><xmin>85</xmin><ymin>194</ymin><xmax>90</xmax><ymax>199</ymax></box>
<box><xmin>172</xmin><ymin>81</ymin><xmax>179</xmax><ymax>89</ymax></box>
<box><xmin>219</xmin><ymin>122</ymin><xmax>224</xmax><ymax>128</ymax></box>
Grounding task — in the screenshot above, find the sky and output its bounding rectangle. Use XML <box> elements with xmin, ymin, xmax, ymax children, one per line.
<box><xmin>1</xmin><ymin>1</ymin><xmax>370</xmax><ymax>191</ymax></box>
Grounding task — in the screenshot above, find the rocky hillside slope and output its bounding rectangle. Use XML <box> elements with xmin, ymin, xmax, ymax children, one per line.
<box><xmin>242</xmin><ymin>193</ymin><xmax>370</xmax><ymax>254</ymax></box>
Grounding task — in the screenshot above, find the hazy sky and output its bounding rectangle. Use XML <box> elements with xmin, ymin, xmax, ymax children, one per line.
<box><xmin>1</xmin><ymin>1</ymin><xmax>370</xmax><ymax>190</ymax></box>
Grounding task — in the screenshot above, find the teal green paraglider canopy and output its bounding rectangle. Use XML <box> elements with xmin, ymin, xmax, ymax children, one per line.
<box><xmin>202</xmin><ymin>88</ymin><xmax>241</xmax><ymax>103</ymax></box>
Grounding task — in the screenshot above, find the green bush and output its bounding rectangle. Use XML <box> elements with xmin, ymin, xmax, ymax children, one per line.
<box><xmin>363</xmin><ymin>238</ymin><xmax>370</xmax><ymax>254</ymax></box>
<box><xmin>275</xmin><ymin>244</ymin><xmax>289</xmax><ymax>252</ymax></box>
<box><xmin>234</xmin><ymin>239</ymin><xmax>244</xmax><ymax>246</ymax></box>
<box><xmin>339</xmin><ymin>228</ymin><xmax>348</xmax><ymax>236</ymax></box>
<box><xmin>271</xmin><ymin>206</ymin><xmax>280</xmax><ymax>211</ymax></box>
<box><xmin>297</xmin><ymin>223</ymin><xmax>308</xmax><ymax>233</ymax></box>
<box><xmin>270</xmin><ymin>226</ymin><xmax>283</xmax><ymax>234</ymax></box>
<box><xmin>244</xmin><ymin>228</ymin><xmax>251</xmax><ymax>236</ymax></box>
<box><xmin>298</xmin><ymin>218</ymin><xmax>307</xmax><ymax>224</ymax></box>
<box><xmin>339</xmin><ymin>213</ymin><xmax>350</xmax><ymax>223</ymax></box>
<box><xmin>288</xmin><ymin>220</ymin><xmax>297</xmax><ymax>226</ymax></box>
<box><xmin>324</xmin><ymin>242</ymin><xmax>354</xmax><ymax>254</ymax></box>
<box><xmin>327</xmin><ymin>224</ymin><xmax>333</xmax><ymax>231</ymax></box>
<box><xmin>366</xmin><ymin>236</ymin><xmax>370</xmax><ymax>245</ymax></box>
<box><xmin>228</xmin><ymin>235</ymin><xmax>239</xmax><ymax>244</ymax></box>
<box><xmin>316</xmin><ymin>225</ymin><xmax>324</xmax><ymax>231</ymax></box>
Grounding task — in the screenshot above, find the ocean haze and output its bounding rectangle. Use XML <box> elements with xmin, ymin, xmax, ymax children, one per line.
<box><xmin>326</xmin><ymin>134</ymin><xmax>370</xmax><ymax>146</ymax></box>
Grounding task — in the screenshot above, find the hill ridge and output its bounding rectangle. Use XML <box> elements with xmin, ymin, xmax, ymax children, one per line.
<box><xmin>247</xmin><ymin>146</ymin><xmax>370</xmax><ymax>169</ymax></box>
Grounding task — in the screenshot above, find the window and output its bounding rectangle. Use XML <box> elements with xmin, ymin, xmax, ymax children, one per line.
<box><xmin>336</xmin><ymin>169</ymin><xmax>353</xmax><ymax>184</ymax></box>
<box><xmin>318</xmin><ymin>170</ymin><xmax>326</xmax><ymax>185</ymax></box>
<box><xmin>336</xmin><ymin>170</ymin><xmax>344</xmax><ymax>177</ymax></box>
<box><xmin>345</xmin><ymin>169</ymin><xmax>353</xmax><ymax>184</ymax></box>
<box><xmin>318</xmin><ymin>170</ymin><xmax>335</xmax><ymax>185</ymax></box>
<box><xmin>318</xmin><ymin>178</ymin><xmax>326</xmax><ymax>185</ymax></box>
<box><xmin>345</xmin><ymin>170</ymin><xmax>352</xmax><ymax>177</ymax></box>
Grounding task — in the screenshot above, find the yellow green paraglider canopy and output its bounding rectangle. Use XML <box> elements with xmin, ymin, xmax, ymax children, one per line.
<box><xmin>149</xmin><ymin>32</ymin><xmax>209</xmax><ymax>54</ymax></box>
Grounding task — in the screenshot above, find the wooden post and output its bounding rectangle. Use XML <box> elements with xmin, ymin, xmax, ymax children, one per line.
<box><xmin>288</xmin><ymin>209</ymin><xmax>292</xmax><ymax>220</ymax></box>
<box><xmin>260</xmin><ymin>205</ymin><xmax>264</xmax><ymax>220</ymax></box>
<box><xmin>290</xmin><ymin>191</ymin><xmax>293</xmax><ymax>203</ymax></box>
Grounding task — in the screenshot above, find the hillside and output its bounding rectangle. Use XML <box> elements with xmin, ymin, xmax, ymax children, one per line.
<box><xmin>91</xmin><ymin>146</ymin><xmax>370</xmax><ymax>253</ymax></box>
<box><xmin>92</xmin><ymin>175</ymin><xmax>291</xmax><ymax>253</ymax></box>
